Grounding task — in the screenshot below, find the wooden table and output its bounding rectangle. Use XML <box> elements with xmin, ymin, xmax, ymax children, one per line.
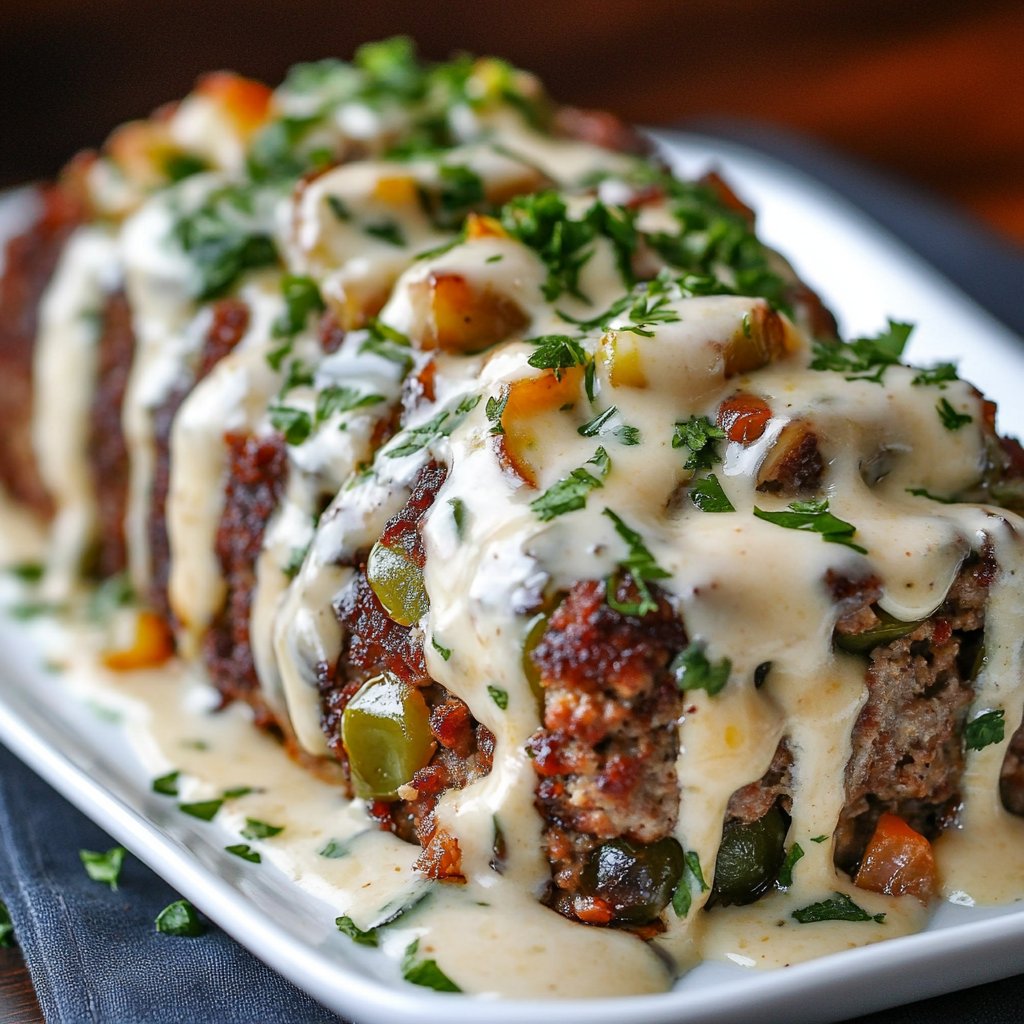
<box><xmin>0</xmin><ymin>949</ymin><xmax>41</xmax><ymax>1024</ymax></box>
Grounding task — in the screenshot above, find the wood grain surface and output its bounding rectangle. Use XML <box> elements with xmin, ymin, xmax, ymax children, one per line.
<box><xmin>0</xmin><ymin>950</ymin><xmax>42</xmax><ymax>1024</ymax></box>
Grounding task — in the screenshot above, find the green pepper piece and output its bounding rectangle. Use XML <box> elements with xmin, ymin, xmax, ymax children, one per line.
<box><xmin>341</xmin><ymin>673</ymin><xmax>435</xmax><ymax>800</ymax></box>
<box><xmin>834</xmin><ymin>608</ymin><xmax>925</xmax><ymax>655</ymax></box>
<box><xmin>521</xmin><ymin>612</ymin><xmax>548</xmax><ymax>704</ymax></box>
<box><xmin>580</xmin><ymin>836</ymin><xmax>686</xmax><ymax>923</ymax></box>
<box><xmin>710</xmin><ymin>805</ymin><xmax>788</xmax><ymax>907</ymax></box>
<box><xmin>366</xmin><ymin>541</ymin><xmax>428</xmax><ymax>627</ymax></box>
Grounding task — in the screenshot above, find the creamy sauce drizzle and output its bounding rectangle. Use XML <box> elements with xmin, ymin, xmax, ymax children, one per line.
<box><xmin>14</xmin><ymin>58</ymin><xmax>1024</xmax><ymax>999</ymax></box>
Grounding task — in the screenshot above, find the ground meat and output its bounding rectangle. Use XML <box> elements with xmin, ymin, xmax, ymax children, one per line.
<box><xmin>86</xmin><ymin>290</ymin><xmax>135</xmax><ymax>579</ymax></box>
<box><xmin>834</xmin><ymin>554</ymin><xmax>993</xmax><ymax>872</ymax></box>
<box><xmin>1000</xmin><ymin>722</ymin><xmax>1024</xmax><ymax>815</ymax></box>
<box><xmin>725</xmin><ymin>741</ymin><xmax>794</xmax><ymax>824</ymax></box>
<box><xmin>553</xmin><ymin>106</ymin><xmax>653</xmax><ymax>157</ymax></box>
<box><xmin>202</xmin><ymin>432</ymin><xmax>287</xmax><ymax>724</ymax></box>
<box><xmin>319</xmin><ymin>461</ymin><xmax>493</xmax><ymax>880</ymax></box>
<box><xmin>149</xmin><ymin>299</ymin><xmax>249</xmax><ymax>618</ymax></box>
<box><xmin>756</xmin><ymin>423</ymin><xmax>824</xmax><ymax>495</ymax></box>
<box><xmin>527</xmin><ymin>577</ymin><xmax>687</xmax><ymax>920</ymax></box>
<box><xmin>0</xmin><ymin>185</ymin><xmax>81</xmax><ymax>517</ymax></box>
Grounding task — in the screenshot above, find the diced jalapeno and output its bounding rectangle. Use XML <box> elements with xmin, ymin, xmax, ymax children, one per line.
<box><xmin>710</xmin><ymin>804</ymin><xmax>788</xmax><ymax>907</ymax></box>
<box><xmin>341</xmin><ymin>673</ymin><xmax>435</xmax><ymax>800</ymax></box>
<box><xmin>580</xmin><ymin>836</ymin><xmax>686</xmax><ymax>923</ymax></box>
<box><xmin>834</xmin><ymin>608</ymin><xmax>925</xmax><ymax>655</ymax></box>
<box><xmin>366</xmin><ymin>540</ymin><xmax>428</xmax><ymax>627</ymax></box>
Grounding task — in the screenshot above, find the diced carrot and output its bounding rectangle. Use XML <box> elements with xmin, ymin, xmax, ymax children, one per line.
<box><xmin>373</xmin><ymin>175</ymin><xmax>419</xmax><ymax>206</ymax></box>
<box><xmin>101</xmin><ymin>611</ymin><xmax>175</xmax><ymax>671</ymax></box>
<box><xmin>718</xmin><ymin>393</ymin><xmax>772</xmax><ymax>444</ymax></box>
<box><xmin>854</xmin><ymin>813</ymin><xmax>937</xmax><ymax>902</ymax></box>
<box><xmin>197</xmin><ymin>72</ymin><xmax>273</xmax><ymax>138</ymax></box>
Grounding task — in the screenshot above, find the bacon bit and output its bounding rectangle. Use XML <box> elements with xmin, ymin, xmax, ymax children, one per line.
<box><xmin>699</xmin><ymin>171</ymin><xmax>755</xmax><ymax>225</ymax></box>
<box><xmin>430</xmin><ymin>699</ymin><xmax>475</xmax><ymax>757</ymax></box>
<box><xmin>854</xmin><ymin>813</ymin><xmax>937</xmax><ymax>902</ymax></box>
<box><xmin>718</xmin><ymin>393</ymin><xmax>772</xmax><ymax>444</ymax></box>
<box><xmin>318</xmin><ymin>310</ymin><xmax>346</xmax><ymax>354</ymax></box>
<box><xmin>415</xmin><ymin>828</ymin><xmax>464</xmax><ymax>880</ymax></box>
<box><xmin>572</xmin><ymin>895</ymin><xmax>615</xmax><ymax>925</ymax></box>
<box><xmin>931</xmin><ymin>618</ymin><xmax>953</xmax><ymax>646</ymax></box>
<box><xmin>197</xmin><ymin>72</ymin><xmax>273</xmax><ymax>137</ymax></box>
<box><xmin>527</xmin><ymin>734</ymin><xmax>576</xmax><ymax>777</ymax></box>
<box><xmin>368</xmin><ymin>800</ymin><xmax>396</xmax><ymax>832</ymax></box>
<box><xmin>102</xmin><ymin>611</ymin><xmax>174</xmax><ymax>671</ymax></box>
<box><xmin>597</xmin><ymin>752</ymin><xmax>642</xmax><ymax>796</ymax></box>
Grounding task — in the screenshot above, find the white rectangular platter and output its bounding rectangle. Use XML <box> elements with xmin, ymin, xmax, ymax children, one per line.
<box><xmin>1</xmin><ymin>130</ymin><xmax>1023</xmax><ymax>1024</ymax></box>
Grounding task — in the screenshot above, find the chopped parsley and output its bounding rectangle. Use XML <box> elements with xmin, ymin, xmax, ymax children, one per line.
<box><xmin>965</xmin><ymin>709</ymin><xmax>1005</xmax><ymax>751</ymax></box>
<box><xmin>269</xmin><ymin>405</ymin><xmax>313</xmax><ymax>446</ymax></box>
<box><xmin>335</xmin><ymin>915</ymin><xmax>379</xmax><ymax>947</ymax></box>
<box><xmin>401</xmin><ymin>939</ymin><xmax>461</xmax><ymax>993</ymax></box>
<box><xmin>689</xmin><ymin>473</ymin><xmax>735</xmax><ymax>513</ymax></box>
<box><xmin>792</xmin><ymin>892</ymin><xmax>885</xmax><ymax>924</ymax></box>
<box><xmin>4</xmin><ymin>562</ymin><xmax>44</xmax><ymax>583</ymax></box>
<box><xmin>221</xmin><ymin>786</ymin><xmax>256</xmax><ymax>799</ymax></box>
<box><xmin>326</xmin><ymin>195</ymin><xmax>352</xmax><ymax>222</ymax></box>
<box><xmin>937</xmin><ymin>397</ymin><xmax>972</xmax><ymax>431</ymax></box>
<box><xmin>485</xmin><ymin>388</ymin><xmax>509</xmax><ymax>435</ymax></box>
<box><xmin>777</xmin><ymin>842</ymin><xmax>805</xmax><ymax>887</ymax></box>
<box><xmin>526</xmin><ymin>334</ymin><xmax>589</xmax><ymax>380</ymax></box>
<box><xmin>602</xmin><ymin>508</ymin><xmax>671</xmax><ymax>617</ymax></box>
<box><xmin>529</xmin><ymin>447</ymin><xmax>610</xmax><ymax>521</ymax></box>
<box><xmin>754</xmin><ymin>499</ymin><xmax>867</xmax><ymax>554</ymax></box>
<box><xmin>0</xmin><ymin>899</ymin><xmax>14</xmax><ymax>948</ymax></box>
<box><xmin>87</xmin><ymin>571</ymin><xmax>135</xmax><ymax>624</ymax></box>
<box><xmin>671</xmin><ymin>642</ymin><xmax>732</xmax><ymax>696</ymax></box>
<box><xmin>487</xmin><ymin>685</ymin><xmax>509</xmax><ymax>710</ymax></box>
<box><xmin>319</xmin><ymin>838</ymin><xmax>352</xmax><ymax>859</ymax></box>
<box><xmin>906</xmin><ymin>487</ymin><xmax>956</xmax><ymax>504</ymax></box>
<box><xmin>672</xmin><ymin>850</ymin><xmax>709</xmax><ymax>918</ymax></box>
<box><xmin>240</xmin><ymin>818</ymin><xmax>284</xmax><ymax>840</ymax></box>
<box><xmin>5</xmin><ymin>600</ymin><xmax>64</xmax><ymax>620</ymax></box>
<box><xmin>431</xmin><ymin>636</ymin><xmax>452</xmax><ymax>661</ymax></box>
<box><xmin>673</xmin><ymin>416</ymin><xmax>726</xmax><ymax>472</ymax></box>
<box><xmin>577</xmin><ymin>406</ymin><xmax>641</xmax><ymax>446</ymax></box>
<box><xmin>155</xmin><ymin>899</ymin><xmax>205</xmax><ymax>937</ymax></box>
<box><xmin>224</xmin><ymin>844</ymin><xmax>262</xmax><ymax>864</ymax></box>
<box><xmin>179</xmin><ymin>799</ymin><xmax>223</xmax><ymax>821</ymax></box>
<box><xmin>283</xmin><ymin>544</ymin><xmax>309</xmax><ymax>579</ymax></box>
<box><xmin>385</xmin><ymin>395</ymin><xmax>481</xmax><ymax>458</ymax></box>
<box><xmin>315</xmin><ymin>386</ymin><xmax>385</xmax><ymax>424</ymax></box>
<box><xmin>363</xmin><ymin>220</ymin><xmax>406</xmax><ymax>247</ymax></box>
<box><xmin>79</xmin><ymin>847</ymin><xmax>126</xmax><ymax>890</ymax></box>
<box><xmin>448</xmin><ymin>497</ymin><xmax>467</xmax><ymax>539</ymax></box>
<box><xmin>152</xmin><ymin>770</ymin><xmax>181</xmax><ymax>797</ymax></box>
<box><xmin>809</xmin><ymin>320</ymin><xmax>913</xmax><ymax>384</ymax></box>
<box><xmin>359</xmin><ymin>318</ymin><xmax>414</xmax><ymax>373</ymax></box>
<box><xmin>172</xmin><ymin>184</ymin><xmax>279</xmax><ymax>301</ymax></box>
<box><xmin>272</xmin><ymin>275</ymin><xmax>325</xmax><ymax>342</ymax></box>
<box><xmin>810</xmin><ymin>835</ymin><xmax>829</xmax><ymax>844</ymax></box>
<box><xmin>282</xmin><ymin>358</ymin><xmax>315</xmax><ymax>391</ymax></box>
<box><xmin>912</xmin><ymin>362</ymin><xmax>958</xmax><ymax>388</ymax></box>
<box><xmin>430</xmin><ymin>164</ymin><xmax>486</xmax><ymax>229</ymax></box>
<box><xmin>163</xmin><ymin>152</ymin><xmax>210</xmax><ymax>183</ymax></box>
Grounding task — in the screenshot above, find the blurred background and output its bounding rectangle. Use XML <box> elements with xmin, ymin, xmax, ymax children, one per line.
<box><xmin>2</xmin><ymin>0</ymin><xmax>1022</xmax><ymax>244</ymax></box>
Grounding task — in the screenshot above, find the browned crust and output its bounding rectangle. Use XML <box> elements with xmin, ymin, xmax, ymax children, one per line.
<box><xmin>0</xmin><ymin>185</ymin><xmax>81</xmax><ymax>517</ymax></box>
<box><xmin>833</xmin><ymin>553</ymin><xmax>993</xmax><ymax>872</ymax></box>
<box><xmin>202</xmin><ymin>431</ymin><xmax>287</xmax><ymax>722</ymax></box>
<box><xmin>149</xmin><ymin>299</ymin><xmax>250</xmax><ymax>618</ymax></box>
<box><xmin>86</xmin><ymin>290</ymin><xmax>135</xmax><ymax>579</ymax></box>
<box><xmin>527</xmin><ymin>577</ymin><xmax>686</xmax><ymax>919</ymax></box>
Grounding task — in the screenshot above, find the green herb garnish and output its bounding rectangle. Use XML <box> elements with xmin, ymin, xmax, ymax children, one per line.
<box><xmin>672</xmin><ymin>850</ymin><xmax>709</xmax><ymax>917</ymax></box>
<box><xmin>179</xmin><ymin>799</ymin><xmax>223</xmax><ymax>821</ymax></box>
<box><xmin>689</xmin><ymin>473</ymin><xmax>735</xmax><ymax>513</ymax></box>
<box><xmin>385</xmin><ymin>395</ymin><xmax>481</xmax><ymax>458</ymax></box>
<box><xmin>431</xmin><ymin>636</ymin><xmax>452</xmax><ymax>661</ymax></box>
<box><xmin>937</xmin><ymin>398</ymin><xmax>972</xmax><ymax>431</ymax></box>
<box><xmin>335</xmin><ymin>915</ymin><xmax>379</xmax><ymax>947</ymax></box>
<box><xmin>0</xmin><ymin>900</ymin><xmax>15</xmax><ymax>948</ymax></box>
<box><xmin>792</xmin><ymin>892</ymin><xmax>885</xmax><ymax>924</ymax></box>
<box><xmin>529</xmin><ymin>447</ymin><xmax>610</xmax><ymax>521</ymax></box>
<box><xmin>315</xmin><ymin>386</ymin><xmax>385</xmax><ymax>424</ymax></box>
<box><xmin>487</xmin><ymin>685</ymin><xmax>509</xmax><ymax>710</ymax></box>
<box><xmin>809</xmin><ymin>320</ymin><xmax>912</xmax><ymax>384</ymax></box>
<box><xmin>240</xmin><ymin>819</ymin><xmax>284</xmax><ymax>840</ymax></box>
<box><xmin>485</xmin><ymin>388</ymin><xmax>509</xmax><ymax>436</ymax></box>
<box><xmin>363</xmin><ymin>220</ymin><xmax>406</xmax><ymax>247</ymax></box>
<box><xmin>401</xmin><ymin>939</ymin><xmax>461</xmax><ymax>992</ymax></box>
<box><xmin>155</xmin><ymin>899</ymin><xmax>205</xmax><ymax>937</ymax></box>
<box><xmin>965</xmin><ymin>709</ymin><xmax>1005</xmax><ymax>751</ymax></box>
<box><xmin>754</xmin><ymin>499</ymin><xmax>867</xmax><ymax>554</ymax></box>
<box><xmin>912</xmin><ymin>362</ymin><xmax>958</xmax><ymax>388</ymax></box>
<box><xmin>526</xmin><ymin>335</ymin><xmax>588</xmax><ymax>380</ymax></box>
<box><xmin>224</xmin><ymin>844</ymin><xmax>261</xmax><ymax>864</ymax></box>
<box><xmin>673</xmin><ymin>416</ymin><xmax>726</xmax><ymax>472</ymax></box>
<box><xmin>602</xmin><ymin>508</ymin><xmax>671</xmax><ymax>617</ymax></box>
<box><xmin>269</xmin><ymin>405</ymin><xmax>313</xmax><ymax>446</ymax></box>
<box><xmin>79</xmin><ymin>847</ymin><xmax>126</xmax><ymax>890</ymax></box>
<box><xmin>152</xmin><ymin>771</ymin><xmax>181</xmax><ymax>797</ymax></box>
<box><xmin>671</xmin><ymin>642</ymin><xmax>732</xmax><ymax>696</ymax></box>
<box><xmin>777</xmin><ymin>842</ymin><xmax>805</xmax><ymax>887</ymax></box>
